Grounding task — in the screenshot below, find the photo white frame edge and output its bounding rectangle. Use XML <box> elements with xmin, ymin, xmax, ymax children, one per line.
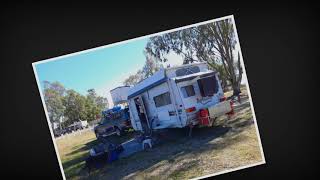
<box><xmin>32</xmin><ymin>63</ymin><xmax>67</xmax><ymax>180</ymax></box>
<box><xmin>32</xmin><ymin>14</ymin><xmax>266</xmax><ymax>180</ymax></box>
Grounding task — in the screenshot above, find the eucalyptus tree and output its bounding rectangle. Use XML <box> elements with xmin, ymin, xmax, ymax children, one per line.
<box><xmin>146</xmin><ymin>18</ymin><xmax>242</xmax><ymax>94</ymax></box>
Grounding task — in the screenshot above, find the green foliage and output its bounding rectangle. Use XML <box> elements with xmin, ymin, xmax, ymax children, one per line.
<box><xmin>43</xmin><ymin>81</ymin><xmax>109</xmax><ymax>128</ymax></box>
<box><xmin>142</xmin><ymin>51</ymin><xmax>163</xmax><ymax>78</ymax></box>
<box><xmin>123</xmin><ymin>70</ymin><xmax>144</xmax><ymax>86</ymax></box>
<box><xmin>84</xmin><ymin>89</ymin><xmax>107</xmax><ymax>122</ymax></box>
<box><xmin>123</xmin><ymin>51</ymin><xmax>162</xmax><ymax>86</ymax></box>
<box><xmin>146</xmin><ymin>18</ymin><xmax>243</xmax><ymax>94</ymax></box>
<box><xmin>63</xmin><ymin>90</ymin><xmax>87</xmax><ymax>125</ymax></box>
<box><xmin>43</xmin><ymin>81</ymin><xmax>66</xmax><ymax>125</ymax></box>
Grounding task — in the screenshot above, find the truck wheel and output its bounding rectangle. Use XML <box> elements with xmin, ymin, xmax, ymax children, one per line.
<box><xmin>115</xmin><ymin>127</ymin><xmax>122</xmax><ymax>136</ymax></box>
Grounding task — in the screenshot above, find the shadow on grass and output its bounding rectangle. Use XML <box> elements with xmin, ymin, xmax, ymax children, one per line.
<box><xmin>62</xmin><ymin>130</ymin><xmax>138</xmax><ymax>178</ymax></box>
<box><xmin>84</xmin><ymin>121</ymin><xmax>254</xmax><ymax>180</ymax></box>
<box><xmin>66</xmin><ymin>130</ymin><xmax>137</xmax><ymax>157</ymax></box>
<box><xmin>66</xmin><ymin>139</ymin><xmax>100</xmax><ymax>157</ymax></box>
<box><xmin>168</xmin><ymin>159</ymin><xmax>200</xmax><ymax>179</ymax></box>
<box><xmin>68</xmin><ymin>100</ymin><xmax>255</xmax><ymax>179</ymax></box>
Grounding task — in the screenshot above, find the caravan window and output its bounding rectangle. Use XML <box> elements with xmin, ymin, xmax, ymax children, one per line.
<box><xmin>197</xmin><ymin>75</ymin><xmax>218</xmax><ymax>97</ymax></box>
<box><xmin>175</xmin><ymin>66</ymin><xmax>200</xmax><ymax>77</ymax></box>
<box><xmin>181</xmin><ymin>85</ymin><xmax>195</xmax><ymax>98</ymax></box>
<box><xmin>154</xmin><ymin>92</ymin><xmax>172</xmax><ymax>107</ymax></box>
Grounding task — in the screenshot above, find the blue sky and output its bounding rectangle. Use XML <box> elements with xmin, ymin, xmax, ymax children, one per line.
<box><xmin>34</xmin><ymin>35</ymin><xmax>247</xmax><ymax>107</ymax></box>
<box><xmin>34</xmin><ymin>38</ymin><xmax>183</xmax><ymax>106</ymax></box>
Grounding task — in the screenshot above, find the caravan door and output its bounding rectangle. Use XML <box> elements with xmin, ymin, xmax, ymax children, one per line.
<box><xmin>133</xmin><ymin>96</ymin><xmax>151</xmax><ymax>134</ymax></box>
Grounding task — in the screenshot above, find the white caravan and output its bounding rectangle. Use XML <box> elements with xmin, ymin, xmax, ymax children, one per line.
<box><xmin>127</xmin><ymin>62</ymin><xmax>233</xmax><ymax>133</ymax></box>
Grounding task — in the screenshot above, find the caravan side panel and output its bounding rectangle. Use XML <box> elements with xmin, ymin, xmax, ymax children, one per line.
<box><xmin>146</xmin><ymin>82</ymin><xmax>183</xmax><ymax>129</ymax></box>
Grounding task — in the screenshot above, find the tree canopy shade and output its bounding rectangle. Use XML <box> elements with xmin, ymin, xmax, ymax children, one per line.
<box><xmin>146</xmin><ymin>18</ymin><xmax>243</xmax><ymax>95</ymax></box>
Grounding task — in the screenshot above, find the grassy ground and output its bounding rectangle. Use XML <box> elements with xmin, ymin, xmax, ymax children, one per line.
<box><xmin>55</xmin><ymin>87</ymin><xmax>264</xmax><ymax>179</ymax></box>
<box><xmin>56</xmin><ymin>130</ymin><xmax>97</xmax><ymax>179</ymax></box>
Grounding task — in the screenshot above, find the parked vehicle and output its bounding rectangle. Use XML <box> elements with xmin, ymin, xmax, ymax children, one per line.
<box><xmin>65</xmin><ymin>125</ymin><xmax>77</xmax><ymax>134</ymax></box>
<box><xmin>76</xmin><ymin>120</ymin><xmax>89</xmax><ymax>129</ymax></box>
<box><xmin>127</xmin><ymin>62</ymin><xmax>234</xmax><ymax>134</ymax></box>
<box><xmin>62</xmin><ymin>120</ymin><xmax>88</xmax><ymax>134</ymax></box>
<box><xmin>53</xmin><ymin>128</ymin><xmax>67</xmax><ymax>137</ymax></box>
<box><xmin>94</xmin><ymin>106</ymin><xmax>131</xmax><ymax>138</ymax></box>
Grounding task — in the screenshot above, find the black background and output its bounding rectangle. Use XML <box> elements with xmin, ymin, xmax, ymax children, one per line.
<box><xmin>1</xmin><ymin>2</ymin><xmax>319</xmax><ymax>179</ymax></box>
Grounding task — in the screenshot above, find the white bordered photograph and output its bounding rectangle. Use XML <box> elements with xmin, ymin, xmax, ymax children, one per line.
<box><xmin>32</xmin><ymin>15</ymin><xmax>265</xmax><ymax>180</ymax></box>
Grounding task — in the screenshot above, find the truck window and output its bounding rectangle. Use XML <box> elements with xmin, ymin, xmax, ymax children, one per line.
<box><xmin>181</xmin><ymin>85</ymin><xmax>195</xmax><ymax>98</ymax></box>
<box><xmin>154</xmin><ymin>92</ymin><xmax>172</xmax><ymax>107</ymax></box>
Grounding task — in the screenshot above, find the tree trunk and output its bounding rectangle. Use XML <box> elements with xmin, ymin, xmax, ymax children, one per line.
<box><xmin>231</xmin><ymin>81</ymin><xmax>241</xmax><ymax>96</ymax></box>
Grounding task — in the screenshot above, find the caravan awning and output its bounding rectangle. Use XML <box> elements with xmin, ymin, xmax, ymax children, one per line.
<box><xmin>127</xmin><ymin>69</ymin><xmax>167</xmax><ymax>99</ymax></box>
<box><xmin>173</xmin><ymin>71</ymin><xmax>216</xmax><ymax>83</ymax></box>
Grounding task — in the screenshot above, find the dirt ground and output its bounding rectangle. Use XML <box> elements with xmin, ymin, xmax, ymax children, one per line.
<box><xmin>56</xmin><ymin>88</ymin><xmax>265</xmax><ymax>180</ymax></box>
